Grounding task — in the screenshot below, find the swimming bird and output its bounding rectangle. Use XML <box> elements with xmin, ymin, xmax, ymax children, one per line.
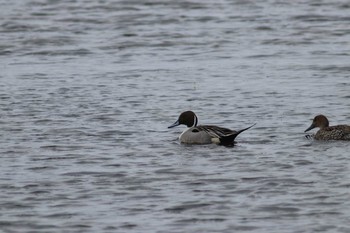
<box><xmin>168</xmin><ymin>111</ymin><xmax>255</xmax><ymax>146</ymax></box>
<box><xmin>304</xmin><ymin>115</ymin><xmax>350</xmax><ymax>140</ymax></box>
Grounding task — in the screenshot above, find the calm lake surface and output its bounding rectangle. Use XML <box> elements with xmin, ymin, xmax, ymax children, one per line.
<box><xmin>1</xmin><ymin>0</ymin><xmax>350</xmax><ymax>232</ymax></box>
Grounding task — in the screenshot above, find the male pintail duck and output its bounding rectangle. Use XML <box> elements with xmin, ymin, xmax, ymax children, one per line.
<box><xmin>305</xmin><ymin>115</ymin><xmax>350</xmax><ymax>140</ymax></box>
<box><xmin>168</xmin><ymin>111</ymin><xmax>255</xmax><ymax>146</ymax></box>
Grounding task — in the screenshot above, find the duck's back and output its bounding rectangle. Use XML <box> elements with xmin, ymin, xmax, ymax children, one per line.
<box><xmin>315</xmin><ymin>125</ymin><xmax>350</xmax><ymax>140</ymax></box>
<box><xmin>197</xmin><ymin>125</ymin><xmax>236</xmax><ymax>138</ymax></box>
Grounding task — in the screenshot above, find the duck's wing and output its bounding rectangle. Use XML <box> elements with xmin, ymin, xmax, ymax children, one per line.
<box><xmin>324</xmin><ymin>125</ymin><xmax>349</xmax><ymax>131</ymax></box>
<box><xmin>319</xmin><ymin>125</ymin><xmax>350</xmax><ymax>140</ymax></box>
<box><xmin>197</xmin><ymin>123</ymin><xmax>256</xmax><ymax>146</ymax></box>
<box><xmin>335</xmin><ymin>125</ymin><xmax>350</xmax><ymax>134</ymax></box>
<box><xmin>196</xmin><ymin>125</ymin><xmax>235</xmax><ymax>138</ymax></box>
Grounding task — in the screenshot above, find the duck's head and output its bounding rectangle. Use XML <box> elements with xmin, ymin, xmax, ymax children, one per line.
<box><xmin>305</xmin><ymin>115</ymin><xmax>329</xmax><ymax>132</ymax></box>
<box><xmin>168</xmin><ymin>111</ymin><xmax>198</xmax><ymax>128</ymax></box>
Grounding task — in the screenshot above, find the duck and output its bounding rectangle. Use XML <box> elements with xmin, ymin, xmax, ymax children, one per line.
<box><xmin>304</xmin><ymin>115</ymin><xmax>350</xmax><ymax>140</ymax></box>
<box><xmin>168</xmin><ymin>111</ymin><xmax>255</xmax><ymax>146</ymax></box>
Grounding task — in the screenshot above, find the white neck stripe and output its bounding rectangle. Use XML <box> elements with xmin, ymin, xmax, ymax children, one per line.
<box><xmin>192</xmin><ymin>115</ymin><xmax>198</xmax><ymax>127</ymax></box>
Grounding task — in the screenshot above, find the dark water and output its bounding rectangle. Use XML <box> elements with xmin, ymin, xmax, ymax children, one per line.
<box><xmin>1</xmin><ymin>0</ymin><xmax>350</xmax><ymax>232</ymax></box>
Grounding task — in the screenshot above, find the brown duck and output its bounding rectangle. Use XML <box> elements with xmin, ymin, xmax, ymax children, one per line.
<box><xmin>305</xmin><ymin>115</ymin><xmax>350</xmax><ymax>140</ymax></box>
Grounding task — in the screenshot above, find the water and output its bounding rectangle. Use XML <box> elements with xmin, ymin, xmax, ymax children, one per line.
<box><xmin>1</xmin><ymin>0</ymin><xmax>350</xmax><ymax>232</ymax></box>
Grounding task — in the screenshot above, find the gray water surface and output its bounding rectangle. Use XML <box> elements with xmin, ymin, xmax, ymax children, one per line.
<box><xmin>1</xmin><ymin>0</ymin><xmax>350</xmax><ymax>232</ymax></box>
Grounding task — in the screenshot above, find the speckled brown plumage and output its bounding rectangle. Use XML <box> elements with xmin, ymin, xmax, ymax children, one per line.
<box><xmin>305</xmin><ymin>115</ymin><xmax>350</xmax><ymax>140</ymax></box>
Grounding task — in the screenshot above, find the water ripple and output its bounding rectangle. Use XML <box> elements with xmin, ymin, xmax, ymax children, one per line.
<box><xmin>1</xmin><ymin>0</ymin><xmax>350</xmax><ymax>232</ymax></box>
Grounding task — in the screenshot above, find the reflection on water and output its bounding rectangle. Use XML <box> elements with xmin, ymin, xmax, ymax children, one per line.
<box><xmin>1</xmin><ymin>0</ymin><xmax>350</xmax><ymax>232</ymax></box>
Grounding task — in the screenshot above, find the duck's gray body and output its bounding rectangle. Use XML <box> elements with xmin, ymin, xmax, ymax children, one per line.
<box><xmin>179</xmin><ymin>127</ymin><xmax>214</xmax><ymax>144</ymax></box>
<box><xmin>179</xmin><ymin>125</ymin><xmax>237</xmax><ymax>144</ymax></box>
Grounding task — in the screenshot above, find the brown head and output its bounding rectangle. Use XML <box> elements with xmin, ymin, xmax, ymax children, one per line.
<box><xmin>168</xmin><ymin>111</ymin><xmax>198</xmax><ymax>128</ymax></box>
<box><xmin>304</xmin><ymin>115</ymin><xmax>329</xmax><ymax>132</ymax></box>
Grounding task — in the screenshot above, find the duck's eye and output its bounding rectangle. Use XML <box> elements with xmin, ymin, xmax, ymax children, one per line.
<box><xmin>192</xmin><ymin>129</ymin><xmax>199</xmax><ymax>133</ymax></box>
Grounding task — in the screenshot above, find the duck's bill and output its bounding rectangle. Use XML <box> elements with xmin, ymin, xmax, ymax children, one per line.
<box><xmin>304</xmin><ymin>123</ymin><xmax>315</xmax><ymax>132</ymax></box>
<box><xmin>168</xmin><ymin>120</ymin><xmax>180</xmax><ymax>128</ymax></box>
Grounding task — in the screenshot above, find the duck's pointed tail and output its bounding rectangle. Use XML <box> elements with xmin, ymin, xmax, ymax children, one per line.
<box><xmin>219</xmin><ymin>123</ymin><xmax>256</xmax><ymax>147</ymax></box>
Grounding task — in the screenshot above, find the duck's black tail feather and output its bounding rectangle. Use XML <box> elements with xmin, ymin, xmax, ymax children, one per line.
<box><xmin>219</xmin><ymin>123</ymin><xmax>256</xmax><ymax>147</ymax></box>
